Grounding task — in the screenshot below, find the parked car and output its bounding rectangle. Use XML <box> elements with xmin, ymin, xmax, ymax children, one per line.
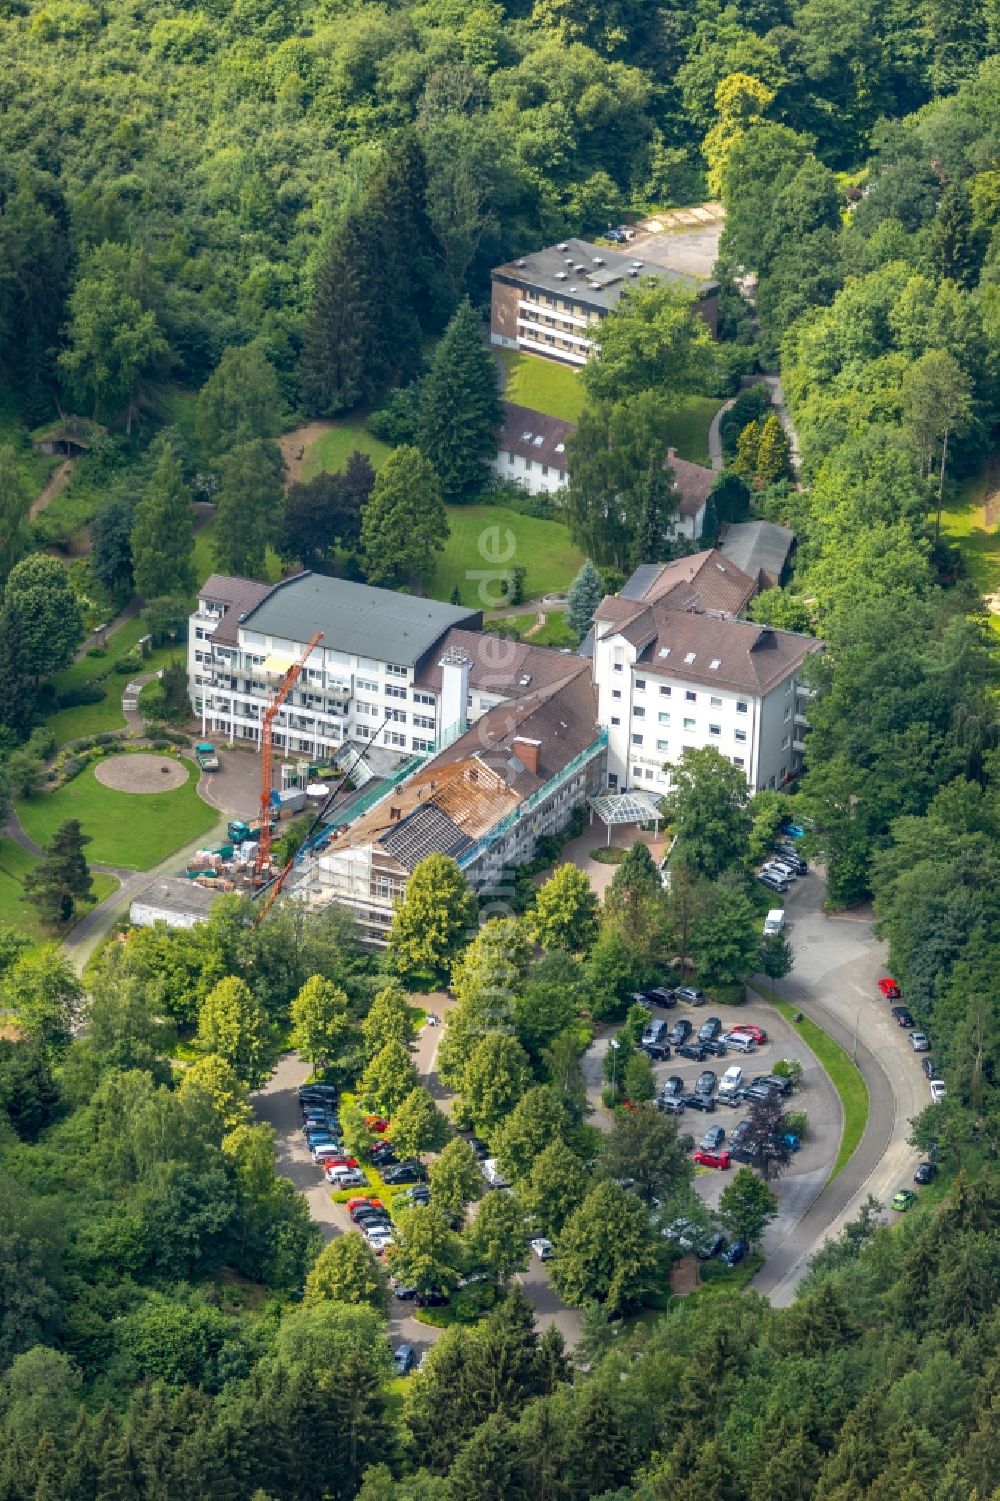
<box><xmin>724</xmin><ymin>1032</ymin><xmax>758</xmax><ymax>1054</ymax></box>
<box><xmin>758</xmin><ymin>871</ymin><xmax>789</xmax><ymax>893</ymax></box>
<box><xmin>675</xmin><ymin>986</ymin><xmax>707</xmax><ymax>1006</ymax></box>
<box><xmin>327</xmin><ymin>1167</ymin><xmax>366</xmax><ymax>1187</ymax></box>
<box><xmin>641</xmin><ymin>1020</ymin><xmax>671</xmax><ymax>1060</ymax></box>
<box><xmin>921</xmin><ymin>1057</ymin><xmax>937</xmax><ymax>1079</ymax></box>
<box><xmin>762</xmin><ymin>1073</ymin><xmax>793</xmax><ymax>1096</ymax></box>
<box><xmin>643</xmin><ymin>986</ymin><xmax>677</xmax><ymax>1008</ymax></box>
<box><xmin>913</xmin><ymin>1161</ymin><xmax>937</xmax><ymax>1185</ymax></box>
<box><xmin>370</xmin><ymin>1141</ymin><xmax>395</xmax><ymax>1162</ymax></box>
<box><xmin>354</xmin><ymin>1210</ymin><xmax>391</xmax><ymax>1230</ymax></box>
<box><xmin>695</xmin><ymin>1069</ymin><xmax>717</xmax><ymax>1095</ymax></box>
<box><xmin>681</xmin><ymin>1092</ymin><xmax>716</xmax><ymax>1113</ymax></box>
<box><xmin>668</xmin><ymin>1019</ymin><xmax>692</xmax><ymax>1046</ymax></box>
<box><xmin>382</xmin><ymin>1161</ymin><xmax>427</xmax><ymax>1185</ymax></box>
<box><xmin>321</xmin><ymin>1155</ymin><xmax>359</xmax><ymax>1171</ymax></box>
<box><xmin>693</xmin><ymin>1148</ymin><xmax>731</xmax><ymax>1169</ymax></box>
<box><xmin>298</xmin><ymin>1084</ymin><xmax>337</xmax><ymax>1104</ymax></box>
<box><xmin>702</xmin><ymin>1038</ymin><xmax>729</xmax><ymax>1058</ymax></box>
<box><xmin>365</xmin><ymin>1115</ymin><xmax>390</xmax><ymax>1133</ymax></box>
<box><xmin>773</xmin><ymin>846</ymin><xmax>807</xmax><ymax>873</ymax></box>
<box><xmin>395</xmin><ymin>1185</ymin><xmax>430</xmax><ymax>1207</ymax></box>
<box><xmin>929</xmin><ymin>1080</ymin><xmax>947</xmax><ymax>1104</ymax></box>
<box><xmin>480</xmin><ymin>1158</ymin><xmax>510</xmax><ymax>1189</ymax></box>
<box><xmin>347</xmin><ymin>1196</ymin><xmax>383</xmax><ymax>1214</ymax></box>
<box><xmin>415</xmin><ymin>1289</ymin><xmax>448</xmax><ymax>1307</ymax></box>
<box><xmin>661</xmin><ymin>1218</ymin><xmax>698</xmax><ymax>1249</ymax></box>
<box><xmin>698</xmin><ymin>1232</ymin><xmax>728</xmax><ymax>1260</ymax></box>
<box><xmin>891</xmin><ymin>1006</ymin><xmax>915</xmax><ymax>1027</ymax></box>
<box><xmin>391</xmin><ymin>1281</ymin><xmax>418</xmax><ymax>1301</ymax></box>
<box><xmin>909</xmin><ymin>1032</ymin><xmax>930</xmax><ymax>1051</ymax></box>
<box><xmin>530</xmin><ymin>1237</ymin><xmax>554</xmax><ymax>1261</ymax></box>
<box><xmin>461</xmin><ymin>1133</ymin><xmax>490</xmax><ymax>1160</ymax></box>
<box><xmin>677</xmin><ymin>1041</ymin><xmax>708</xmax><ymax>1062</ymax></box>
<box><xmin>720</xmin><ymin>1238</ymin><xmax>749</xmax><ymax>1266</ymax></box>
<box><xmin>394</xmin><ymin>1344</ymin><xmax>415</xmax><ymax>1375</ymax></box>
<box><xmin>660</xmin><ymin>1075</ymin><xmax>684</xmax><ymax>1098</ymax></box>
<box><xmin>878</xmin><ymin>977</ymin><xmax>902</xmax><ymax>1000</ymax></box>
<box><xmin>658</xmin><ymin>1097</ymin><xmax>686</xmax><ymax>1115</ymax></box>
<box><xmin>700</xmin><ymin>1125</ymin><xmax>725</xmax><ymax>1151</ymax></box>
<box><xmin>891</xmin><ymin>1188</ymin><xmax>917</xmax><ymax>1212</ymax></box>
<box><xmin>730</xmin><ymin>1024</ymin><xmax>768</xmax><ymax>1045</ymax></box>
<box><xmin>698</xmin><ymin>1017</ymin><xmax>723</xmax><ymax>1042</ymax></box>
<box><xmin>763</xmin><ymin>859</ymin><xmax>798</xmax><ymax>882</ymax></box>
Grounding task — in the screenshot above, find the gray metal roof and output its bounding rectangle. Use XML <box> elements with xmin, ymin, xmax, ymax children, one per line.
<box><xmin>241</xmin><ymin>573</ymin><xmax>480</xmax><ymax>666</ymax></box>
<box><xmin>493</xmin><ymin>238</ymin><xmax>717</xmax><ymax>313</ymax></box>
<box><xmin>719</xmin><ymin>522</ymin><xmax>795</xmax><ymax>586</ymax></box>
<box><xmin>381</xmin><ymin>804</ymin><xmax>472</xmax><ymax>871</ymax></box>
<box><xmin>621</xmin><ymin>564</ymin><xmax>663</xmax><ymax>601</ymax></box>
<box><xmin>131</xmin><ymin>878</ymin><xmax>219</xmax><ymax>917</ymax></box>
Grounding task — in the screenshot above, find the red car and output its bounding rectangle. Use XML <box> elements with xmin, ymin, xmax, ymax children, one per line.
<box><xmin>729</xmin><ymin>1024</ymin><xmax>767</xmax><ymax>1045</ymax></box>
<box><xmin>322</xmin><ymin>1156</ymin><xmax>359</xmax><ymax>1173</ymax></box>
<box><xmin>365</xmin><ymin>1115</ymin><xmax>390</xmax><ymax>1133</ymax></box>
<box><xmin>878</xmin><ymin>977</ymin><xmax>901</xmax><ymax>1000</ymax></box>
<box><xmin>347</xmin><ymin>1196</ymin><xmax>383</xmax><ymax>1214</ymax></box>
<box><xmin>693</xmin><ymin>1149</ymin><xmax>731</xmax><ymax>1169</ymax></box>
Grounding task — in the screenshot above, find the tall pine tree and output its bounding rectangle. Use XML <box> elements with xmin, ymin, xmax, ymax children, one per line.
<box><xmin>213</xmin><ymin>439</ymin><xmax>285</xmax><ymax>578</ymax></box>
<box><xmin>130</xmin><ymin>443</ymin><xmax>194</xmax><ymax>598</ymax></box>
<box><xmin>417</xmin><ymin>298</ymin><xmax>501</xmax><ymax>501</ymax></box>
<box><xmin>300</xmin><ymin>212</ymin><xmax>381</xmax><ymax>417</ymax></box>
<box><xmin>566</xmin><ymin>559</ymin><xmax>605</xmax><ymax>641</ymax></box>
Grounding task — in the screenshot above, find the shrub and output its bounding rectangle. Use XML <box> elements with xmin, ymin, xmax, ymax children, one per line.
<box><xmin>87</xmin><ymin>645</ymin><xmax>108</xmax><ymax>658</ymax></box>
<box><xmin>59</xmin><ymin>756</ymin><xmax>86</xmax><ymax>783</ymax></box>
<box><xmin>783</xmin><ymin>1110</ymin><xmax>808</xmax><ymax>1137</ymax></box>
<box><xmin>720</xmin><ymin>383</ymin><xmax>773</xmax><ymax>459</ymax></box>
<box><xmin>56</xmin><ymin>683</ymin><xmax>105</xmax><ymax>709</ymax></box>
<box><xmin>95</xmin><ymin>733</ymin><xmax>119</xmax><ymax>746</ymax></box>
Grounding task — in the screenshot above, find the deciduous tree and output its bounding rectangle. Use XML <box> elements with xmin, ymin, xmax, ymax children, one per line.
<box><xmin>304</xmin><ymin>1232</ymin><xmax>390</xmax><ymax>1313</ymax></box>
<box><xmin>3</xmin><ymin>555</ymin><xmax>84</xmax><ymax>677</ymax></box>
<box><xmin>666</xmin><ymin>746</ymin><xmax>751</xmax><ymax>881</ymax></box>
<box><xmin>464</xmin><ymin>1190</ymin><xmax>528</xmax><ymax>1283</ymax></box>
<box><xmin>386</xmin><ymin>1204</ymin><xmax>463</xmax><ymax>1299</ymax></box>
<box><xmin>361</xmin><ymin>446</ymin><xmax>448</xmax><ymax>589</ymax></box>
<box><xmin>719</xmin><ymin>1165</ymin><xmax>778</xmax><ymax>1242</ymax></box>
<box><xmin>550</xmin><ymin>1180</ymin><xmax>661</xmax><ymax>1314</ymax></box>
<box><xmin>428</xmin><ymin>1135</ymin><xmax>484</xmax><ymax>1219</ymax></box>
<box><xmin>599</xmin><ymin>1101</ymin><xmax>692</xmax><ymax>1205</ymax></box>
<box><xmin>290</xmin><ymin>975</ymin><xmax>350</xmax><ymax>1072</ymax></box>
<box><xmin>529</xmin><ymin>864</ymin><xmax>600</xmax><ymax>953</ymax></box>
<box><xmin>460</xmin><ymin>1033</ymin><xmax>531</xmax><ymax>1132</ymax></box>
<box><xmin>388</xmin><ymin>854</ymin><xmax>477</xmax><ymax>982</ymax></box>
<box><xmin>195</xmin><ymin>343</ymin><xmax>284</xmax><ymax>457</ymax></box>
<box><xmin>1</xmin><ymin>944</ymin><xmax>82</xmax><ymax>1052</ymax></box>
<box><xmin>389</xmin><ymin>1085</ymin><xmax>449</xmax><ymax>1159</ymax></box>
<box><xmin>195</xmin><ymin>976</ymin><xmax>272</xmax><ymax>1089</ymax></box>
<box><xmin>358</xmin><ymin>1040</ymin><xmax>419</xmax><ymax>1116</ymax></box>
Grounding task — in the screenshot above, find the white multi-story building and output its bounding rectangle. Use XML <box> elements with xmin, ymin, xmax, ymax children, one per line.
<box><xmin>492</xmin><ymin>401</ymin><xmax>572</xmax><ymax>495</ymax></box>
<box><xmin>188</xmin><ymin>572</ymin><xmax>592</xmax><ymax>764</ymax></box>
<box><xmin>588</xmin><ymin>550</ymin><xmax>821</xmax><ymax>793</ymax></box>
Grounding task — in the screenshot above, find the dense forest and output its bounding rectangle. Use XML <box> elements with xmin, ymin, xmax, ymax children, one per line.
<box><xmin>2</xmin><ymin>0</ymin><xmax>1000</xmax><ymax>1497</ymax></box>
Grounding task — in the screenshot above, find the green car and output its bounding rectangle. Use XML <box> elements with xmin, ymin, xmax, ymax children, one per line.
<box><xmin>892</xmin><ymin>1189</ymin><xmax>917</xmax><ymax>1212</ymax></box>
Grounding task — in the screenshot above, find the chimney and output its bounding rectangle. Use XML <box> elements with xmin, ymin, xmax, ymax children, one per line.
<box><xmin>438</xmin><ymin>647</ymin><xmax>472</xmax><ymax>740</ymax></box>
<box><xmin>389</xmin><ymin>805</ymin><xmax>402</xmax><ymax>822</ymax></box>
<box><xmin>667</xmin><ymin>447</ymin><xmax>677</xmax><ymax>460</ymax></box>
<box><xmin>513</xmin><ymin>736</ymin><xmax>541</xmax><ymax>775</ymax></box>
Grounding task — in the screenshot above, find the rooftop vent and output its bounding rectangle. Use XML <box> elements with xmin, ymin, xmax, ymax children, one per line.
<box><xmin>518</xmin><ymin>674</ymin><xmax>532</xmax><ymax>686</ymax></box>
<box><xmin>516</xmin><ymin>258</ymin><xmax>526</xmax><ymax>268</ymax></box>
<box><xmin>556</xmin><ymin>272</ymin><xmax>568</xmax><ymax>280</ymax></box>
<box><xmin>716</xmin><ymin>562</ymin><xmax>727</xmax><ymax>572</ymax></box>
<box><xmin>533</xmin><ymin>434</ymin><xmax>544</xmax><ymax>446</ymax></box>
<box><xmin>631</xmin><ymin>260</ymin><xmax>644</xmax><ymax>269</ymax></box>
<box><xmin>557</xmin><ymin>242</ymin><xmax>568</xmax><ymax>251</ymax></box>
<box><xmin>521</xmin><ymin>430</ymin><xmax>533</xmax><ymax>441</ymax></box>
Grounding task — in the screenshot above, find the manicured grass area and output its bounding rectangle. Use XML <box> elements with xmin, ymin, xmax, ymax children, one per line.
<box><xmin>16</xmin><ymin>759</ymin><xmax>218</xmax><ymax>871</ymax></box>
<box><xmin>302</xmin><ymin>418</ymin><xmax>392</xmax><ymax>481</ymax></box>
<box><xmin>429</xmin><ymin>505</ymin><xmax>584</xmax><ymax>607</ymax></box>
<box><xmin>193</xmin><ymin>517</ymin><xmax>282</xmax><ymax>588</ymax></box>
<box><xmin>498</xmin><ymin>352</ymin><xmax>720</xmax><ymax>464</ymax></box>
<box><xmin>0</xmin><ymin>836</ymin><xmax>118</xmax><ymax>942</ymax></box>
<box><xmin>939</xmin><ymin>470</ymin><xmax>1000</xmax><ymax>637</ymax></box>
<box><xmin>528</xmin><ymin>609</ymin><xmax>576</xmax><ymax>647</ymax></box>
<box><xmin>498</xmin><ymin>351</ymin><xmax>586</xmax><ymax>422</ymax></box>
<box><xmin>759</xmin><ymin>986</ymin><xmax>869</xmax><ymax>1184</ymax></box>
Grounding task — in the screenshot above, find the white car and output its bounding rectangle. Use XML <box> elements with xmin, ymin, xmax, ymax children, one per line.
<box><xmin>365</xmin><ymin>1226</ymin><xmax>394</xmax><ymax>1248</ymax></box>
<box><xmin>530</xmin><ymin>1237</ymin><xmax>554</xmax><ymax>1262</ymax></box>
<box><xmin>909</xmin><ymin>1032</ymin><xmax>929</xmax><ymax>1052</ymax></box>
<box><xmin>929</xmin><ymin>1079</ymin><xmax>947</xmax><ymax>1104</ymax></box>
<box><xmin>764</xmin><ymin>859</ymin><xmax>797</xmax><ymax>880</ymax></box>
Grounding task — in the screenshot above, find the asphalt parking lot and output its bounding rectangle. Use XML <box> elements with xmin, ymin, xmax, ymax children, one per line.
<box><xmin>583</xmin><ymin>990</ymin><xmax>841</xmax><ymax>1250</ymax></box>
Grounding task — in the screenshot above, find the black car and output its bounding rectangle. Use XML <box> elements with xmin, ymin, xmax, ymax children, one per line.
<box><xmin>720</xmin><ymin>1238</ymin><xmax>749</xmax><ymax>1266</ymax></box>
<box><xmin>382</xmin><ymin>1161</ymin><xmax>427</xmax><ymax>1185</ymax></box>
<box><xmin>629</xmin><ymin>991</ymin><xmax>653</xmax><ymax>1011</ymax></box>
<box><xmin>681</xmin><ymin>1092</ymin><xmax>716</xmax><ymax>1113</ymax></box>
<box><xmin>660</xmin><ymin>1075</ymin><xmax>685</xmax><ymax>1098</ymax></box>
<box><xmin>675</xmin><ymin>986</ymin><xmax>707</xmax><ymax>1006</ymax></box>
<box><xmin>891</xmin><ymin>1006</ymin><xmax>915</xmax><ymax>1027</ymax></box>
<box><xmin>658</xmin><ymin>1097</ymin><xmax>686</xmax><ymax>1115</ymax></box>
<box><xmin>698</xmin><ymin>1232</ymin><xmax>727</xmax><ymax>1261</ymax></box>
<box><xmin>702</xmin><ymin>1038</ymin><xmax>729</xmax><ymax>1058</ymax></box>
<box><xmin>763</xmin><ymin>1073</ymin><xmax>793</xmax><ymax>1096</ymax></box>
<box><xmin>921</xmin><ymin>1057</ymin><xmax>936</xmax><ymax>1079</ymax></box>
<box><xmin>668</xmin><ymin>1019</ymin><xmax>693</xmax><ymax>1046</ymax></box>
<box><xmin>695</xmin><ymin>1069</ymin><xmax>717</xmax><ymax>1095</ymax></box>
<box><xmin>744</xmin><ymin>1082</ymin><xmax>776</xmax><ymax>1102</ymax></box>
<box><xmin>461</xmin><ymin>1133</ymin><xmax>490</xmax><ymax>1161</ymax></box>
<box><xmin>391</xmin><ymin>1282</ymin><xmax>419</xmax><ymax>1301</ymax></box>
<box><xmin>415</xmin><ymin>1289</ymin><xmax>448</xmax><ymax>1307</ymax></box>
<box><xmin>354</xmin><ymin>1210</ymin><xmax>392</xmax><ymax>1229</ymax></box>
<box><xmin>370</xmin><ymin>1145</ymin><xmax>397</xmax><ymax>1166</ymax></box>
<box><xmin>914</xmin><ymin>1161</ymin><xmax>937</xmax><ymax>1184</ymax></box>
<box><xmin>677</xmin><ymin>1041</ymin><xmax>708</xmax><ymax>1062</ymax></box>
<box><xmin>700</xmin><ymin>1125</ymin><xmax>725</xmax><ymax>1151</ymax></box>
<box><xmin>643</xmin><ymin>1040</ymin><xmax>672</xmax><ymax>1061</ymax></box>
<box><xmin>698</xmin><ymin>1017</ymin><xmax>723</xmax><ymax>1043</ymax></box>
<box><xmin>644</xmin><ymin>986</ymin><xmax>677</xmax><ymax>1009</ymax></box>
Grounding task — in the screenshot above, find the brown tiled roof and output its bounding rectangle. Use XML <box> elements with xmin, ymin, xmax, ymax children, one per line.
<box><xmin>199</xmin><ymin>575</ymin><xmax>277</xmax><ymax>647</ymax></box>
<box><xmin>637</xmin><ymin>608</ymin><xmax>821</xmax><ymax>696</ymax></box>
<box><xmin>622</xmin><ymin>550</ymin><xmax>756</xmax><ymax>617</ymax></box>
<box><xmin>431</xmin><ymin>662</ymin><xmax>601</xmax><ymax>795</ymax></box>
<box><xmin>415</xmin><ymin>628</ymin><xmax>583</xmax><ymax>699</ymax></box>
<box><xmin>594</xmin><ymin>596</ymin><xmax>644</xmax><ymax>626</ymax></box>
<box><xmin>498</xmin><ymin>402</ymin><xmax>575</xmax><ymax>470</ymax></box>
<box><xmin>668</xmin><ymin>451</ymin><xmax>714</xmax><ymax>518</ymax></box>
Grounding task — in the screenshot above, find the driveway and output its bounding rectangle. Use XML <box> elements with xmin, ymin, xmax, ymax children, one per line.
<box><xmin>750</xmin><ymin>868</ymin><xmax>928</xmax><ymax>1305</ymax></box>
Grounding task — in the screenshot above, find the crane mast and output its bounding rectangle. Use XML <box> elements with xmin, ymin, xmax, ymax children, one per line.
<box><xmin>254</xmin><ymin>631</ymin><xmax>323</xmax><ymax>882</ymax></box>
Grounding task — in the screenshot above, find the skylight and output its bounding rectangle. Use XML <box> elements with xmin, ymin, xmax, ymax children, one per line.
<box><xmin>709</xmin><ymin>659</ymin><xmax>721</xmax><ymax>670</ymax></box>
<box><xmin>658</xmin><ymin>647</ymin><xmax>671</xmax><ymax>658</ymax></box>
<box><xmin>554</xmin><ymin>443</ymin><xmax>565</xmax><ymax>453</ymax></box>
<box><xmin>684</xmin><ymin>651</ymin><xmax>696</xmax><ymax>664</ymax></box>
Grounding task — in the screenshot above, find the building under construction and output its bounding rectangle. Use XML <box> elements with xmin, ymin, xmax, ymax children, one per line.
<box><xmin>288</xmin><ymin>661</ymin><xmax>607</xmax><ymax>945</ymax></box>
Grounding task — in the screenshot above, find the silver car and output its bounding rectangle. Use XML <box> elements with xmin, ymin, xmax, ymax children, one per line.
<box><xmin>909</xmin><ymin>1032</ymin><xmax>930</xmax><ymax>1052</ymax></box>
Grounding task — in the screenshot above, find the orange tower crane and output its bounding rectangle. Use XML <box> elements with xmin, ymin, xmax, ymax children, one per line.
<box><xmin>254</xmin><ymin>631</ymin><xmax>323</xmax><ymax>883</ymax></box>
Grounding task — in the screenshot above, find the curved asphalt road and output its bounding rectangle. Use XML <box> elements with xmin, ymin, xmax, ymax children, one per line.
<box><xmin>751</xmin><ymin>871</ymin><xmax>928</xmax><ymax>1305</ymax></box>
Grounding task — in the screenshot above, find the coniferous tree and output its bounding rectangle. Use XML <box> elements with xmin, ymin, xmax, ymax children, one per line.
<box><xmin>130</xmin><ymin>444</ymin><xmax>195</xmax><ymax>599</ymax></box>
<box><xmin>566</xmin><ymin>559</ymin><xmax>605</xmax><ymax>641</ymax></box>
<box><xmin>417</xmin><ymin>298</ymin><xmax>501</xmax><ymax>501</ymax></box>
<box><xmin>213</xmin><ymin>439</ymin><xmax>285</xmax><ymax>578</ymax></box>
<box><xmin>300</xmin><ymin>213</ymin><xmax>380</xmax><ymax>417</ymax></box>
<box><xmin>0</xmin><ymin>447</ymin><xmax>31</xmax><ymax>591</ymax></box>
<box><xmin>0</xmin><ymin>599</ymin><xmax>36</xmax><ymax>739</ymax></box>
<box><xmin>755</xmin><ymin>413</ymin><xmax>790</xmax><ymax>484</ymax></box>
<box><xmin>0</xmin><ymin>178</ymin><xmax>70</xmax><ymax>422</ymax></box>
<box><xmin>23</xmin><ymin>819</ymin><xmax>93</xmax><ymax>926</ymax></box>
<box><xmin>930</xmin><ymin>180</ymin><xmax>981</xmax><ymax>288</ymax></box>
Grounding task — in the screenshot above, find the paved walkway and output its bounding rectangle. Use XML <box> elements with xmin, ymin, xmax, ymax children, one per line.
<box><xmin>707</xmin><ymin>397</ymin><xmax>736</xmax><ymax>471</ymax></box>
<box><xmin>30</xmin><ymin>457</ymin><xmax>77</xmax><ymax>520</ymax></box>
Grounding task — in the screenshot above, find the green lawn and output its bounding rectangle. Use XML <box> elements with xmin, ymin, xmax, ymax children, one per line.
<box><xmin>498</xmin><ymin>351</ymin><xmax>586</xmax><ymax>422</ymax></box>
<box><xmin>0</xmin><ymin>836</ymin><xmax>118</xmax><ymax>942</ymax></box>
<box><xmin>16</xmin><ymin>759</ymin><xmax>219</xmax><ymax>870</ymax></box>
<box><xmin>498</xmin><ymin>352</ymin><xmax>720</xmax><ymax>464</ymax></box>
<box><xmin>302</xmin><ymin>418</ymin><xmax>392</xmax><ymax>481</ymax></box>
<box><xmin>528</xmin><ymin>610</ymin><xmax>576</xmax><ymax>647</ymax></box>
<box><xmin>759</xmin><ymin>987</ymin><xmax>870</xmax><ymax>1184</ymax></box>
<box><xmin>429</xmin><ymin>505</ymin><xmax>585</xmax><ymax>607</ymax></box>
<box><xmin>939</xmin><ymin>470</ymin><xmax>1000</xmax><ymax>637</ymax></box>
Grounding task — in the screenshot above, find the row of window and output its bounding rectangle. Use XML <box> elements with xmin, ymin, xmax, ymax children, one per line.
<box><xmin>504</xmin><ymin>452</ymin><xmax>559</xmax><ymax>477</ymax></box>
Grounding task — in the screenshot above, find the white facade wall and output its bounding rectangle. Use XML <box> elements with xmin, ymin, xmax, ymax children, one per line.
<box><xmin>593</xmin><ymin>625</ymin><xmax>805</xmax><ymax>794</ymax></box>
<box><xmin>129</xmin><ymin>900</ymin><xmax>208</xmax><ymax>930</ymax></box>
<box><xmin>669</xmin><ymin>503</ymin><xmax>706</xmax><ymax>542</ymax></box>
<box><xmin>491</xmin><ymin>450</ymin><xmax>568</xmax><ymax>495</ymax></box>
